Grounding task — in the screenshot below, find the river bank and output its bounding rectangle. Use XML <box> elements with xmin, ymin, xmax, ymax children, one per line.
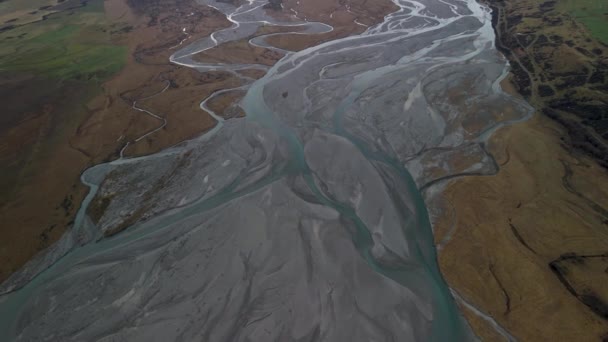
<box><xmin>0</xmin><ymin>0</ymin><xmax>395</xmax><ymax>284</ymax></box>
<box><xmin>435</xmin><ymin>0</ymin><xmax>608</xmax><ymax>339</ymax></box>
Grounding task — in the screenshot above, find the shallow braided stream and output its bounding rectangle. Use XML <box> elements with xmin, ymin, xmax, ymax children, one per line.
<box><xmin>0</xmin><ymin>0</ymin><xmax>532</xmax><ymax>340</ymax></box>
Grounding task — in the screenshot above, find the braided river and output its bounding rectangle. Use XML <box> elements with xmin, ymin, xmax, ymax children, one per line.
<box><xmin>0</xmin><ymin>0</ymin><xmax>532</xmax><ymax>340</ymax></box>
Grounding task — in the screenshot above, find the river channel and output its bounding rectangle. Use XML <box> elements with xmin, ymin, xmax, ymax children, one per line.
<box><xmin>0</xmin><ymin>0</ymin><xmax>532</xmax><ymax>340</ymax></box>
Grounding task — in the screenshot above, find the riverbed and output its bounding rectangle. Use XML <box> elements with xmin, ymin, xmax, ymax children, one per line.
<box><xmin>0</xmin><ymin>0</ymin><xmax>531</xmax><ymax>340</ymax></box>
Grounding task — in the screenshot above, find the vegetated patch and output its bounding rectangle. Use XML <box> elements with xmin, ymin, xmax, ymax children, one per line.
<box><xmin>537</xmin><ymin>84</ymin><xmax>555</xmax><ymax>97</ymax></box>
<box><xmin>0</xmin><ymin>24</ymin><xmax>127</xmax><ymax>81</ymax></box>
<box><xmin>0</xmin><ymin>0</ymin><xmax>128</xmax><ymax>283</ymax></box>
<box><xmin>488</xmin><ymin>0</ymin><xmax>608</xmax><ymax>169</ymax></box>
<box><xmin>87</xmin><ymin>192</ymin><xmax>116</xmax><ymax>224</ymax></box>
<box><xmin>557</xmin><ymin>0</ymin><xmax>608</xmax><ymax>43</ymax></box>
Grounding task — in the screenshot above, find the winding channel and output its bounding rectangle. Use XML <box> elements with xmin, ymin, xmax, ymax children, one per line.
<box><xmin>0</xmin><ymin>0</ymin><xmax>532</xmax><ymax>340</ymax></box>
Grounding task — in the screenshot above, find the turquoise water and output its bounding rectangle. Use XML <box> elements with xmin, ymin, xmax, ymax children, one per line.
<box><xmin>0</xmin><ymin>75</ymin><xmax>467</xmax><ymax>338</ymax></box>
<box><xmin>242</xmin><ymin>63</ymin><xmax>470</xmax><ymax>340</ymax></box>
<box><xmin>0</xmin><ymin>0</ymin><xmax>525</xmax><ymax>339</ymax></box>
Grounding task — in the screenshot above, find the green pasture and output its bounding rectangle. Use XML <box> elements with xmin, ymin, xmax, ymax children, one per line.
<box><xmin>0</xmin><ymin>0</ymin><xmax>127</xmax><ymax>82</ymax></box>
<box><xmin>558</xmin><ymin>0</ymin><xmax>608</xmax><ymax>43</ymax></box>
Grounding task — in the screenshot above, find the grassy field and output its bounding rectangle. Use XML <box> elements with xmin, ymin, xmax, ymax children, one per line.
<box><xmin>0</xmin><ymin>0</ymin><xmax>127</xmax><ymax>82</ymax></box>
<box><xmin>440</xmin><ymin>0</ymin><xmax>608</xmax><ymax>340</ymax></box>
<box><xmin>559</xmin><ymin>0</ymin><xmax>608</xmax><ymax>43</ymax></box>
<box><xmin>1</xmin><ymin>25</ymin><xmax>126</xmax><ymax>80</ymax></box>
<box><xmin>0</xmin><ymin>0</ymin><xmax>130</xmax><ymax>281</ymax></box>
